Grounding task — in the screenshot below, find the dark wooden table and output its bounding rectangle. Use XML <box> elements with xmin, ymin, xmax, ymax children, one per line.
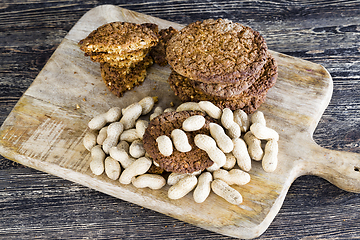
<box><xmin>1</xmin><ymin>1</ymin><xmax>359</xmax><ymax>239</ymax></box>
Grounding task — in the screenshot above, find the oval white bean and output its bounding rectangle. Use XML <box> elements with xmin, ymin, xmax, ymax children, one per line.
<box><xmin>193</xmin><ymin>172</ymin><xmax>213</xmax><ymax>203</ymax></box>
<box><xmin>211</xmin><ymin>179</ymin><xmax>243</xmax><ymax>205</ymax></box>
<box><xmin>171</xmin><ymin>129</ymin><xmax>191</xmax><ymax>152</ymax></box>
<box><xmin>104</xmin><ymin>156</ymin><xmax>121</xmax><ymax>180</ymax></box>
<box><xmin>132</xmin><ymin>174</ymin><xmax>166</xmax><ymax>190</ymax></box>
<box><xmin>232</xmin><ymin>138</ymin><xmax>252</xmax><ymax>171</ymax></box>
<box><xmin>182</xmin><ymin>115</ymin><xmax>205</xmax><ymax>131</ymax></box>
<box><xmin>89</xmin><ymin>145</ymin><xmax>105</xmax><ymax>175</ymax></box>
<box><xmin>119</xmin><ymin>157</ymin><xmax>152</xmax><ymax>184</ymax></box>
<box><xmin>156</xmin><ymin>135</ymin><xmax>173</xmax><ymax>156</ymax></box>
<box><xmin>168</xmin><ymin>175</ymin><xmax>198</xmax><ymax>200</ymax></box>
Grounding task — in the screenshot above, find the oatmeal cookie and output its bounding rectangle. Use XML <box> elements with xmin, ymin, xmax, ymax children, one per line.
<box><xmin>168</xmin><ymin>55</ymin><xmax>278</xmax><ymax>114</ymax></box>
<box><xmin>150</xmin><ymin>27</ymin><xmax>179</xmax><ymax>66</ymax></box>
<box><xmin>100</xmin><ymin>56</ymin><xmax>153</xmax><ymax>97</ymax></box>
<box><xmin>87</xmin><ymin>49</ymin><xmax>149</xmax><ymax>65</ymax></box>
<box><xmin>190</xmin><ymin>54</ymin><xmax>277</xmax><ymax>99</ymax></box>
<box><xmin>166</xmin><ymin>19</ymin><xmax>268</xmax><ymax>84</ymax></box>
<box><xmin>79</xmin><ymin>22</ymin><xmax>158</xmax><ymax>55</ymax></box>
<box><xmin>143</xmin><ymin>111</ymin><xmax>216</xmax><ymax>173</ymax></box>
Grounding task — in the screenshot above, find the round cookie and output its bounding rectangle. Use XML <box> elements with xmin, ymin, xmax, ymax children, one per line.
<box><xmin>168</xmin><ymin>55</ymin><xmax>278</xmax><ymax>114</ymax></box>
<box><xmin>166</xmin><ymin>19</ymin><xmax>268</xmax><ymax>84</ymax></box>
<box><xmin>79</xmin><ymin>22</ymin><xmax>158</xmax><ymax>55</ymax></box>
<box><xmin>188</xmin><ymin>66</ymin><xmax>261</xmax><ymax>99</ymax></box>
<box><xmin>142</xmin><ymin>111</ymin><xmax>216</xmax><ymax>174</ymax></box>
<box><xmin>150</xmin><ymin>26</ymin><xmax>179</xmax><ymax>66</ymax></box>
<box><xmin>87</xmin><ymin>49</ymin><xmax>149</xmax><ymax>65</ymax></box>
<box><xmin>100</xmin><ymin>56</ymin><xmax>153</xmax><ymax>97</ymax></box>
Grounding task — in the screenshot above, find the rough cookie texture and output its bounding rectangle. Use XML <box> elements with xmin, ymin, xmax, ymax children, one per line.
<box><xmin>188</xmin><ymin>67</ymin><xmax>261</xmax><ymax>99</ymax></box>
<box><xmin>143</xmin><ymin>111</ymin><xmax>216</xmax><ymax>173</ymax></box>
<box><xmin>167</xmin><ymin>55</ymin><xmax>278</xmax><ymax>114</ymax></box>
<box><xmin>79</xmin><ymin>22</ymin><xmax>159</xmax><ymax>55</ymax></box>
<box><xmin>150</xmin><ymin>27</ymin><xmax>179</xmax><ymax>66</ymax></box>
<box><xmin>100</xmin><ymin>56</ymin><xmax>153</xmax><ymax>97</ymax></box>
<box><xmin>79</xmin><ymin>22</ymin><xmax>160</xmax><ymax>97</ymax></box>
<box><xmin>166</xmin><ymin>19</ymin><xmax>268</xmax><ymax>84</ymax></box>
<box><xmin>87</xmin><ymin>49</ymin><xmax>149</xmax><ymax>66</ymax></box>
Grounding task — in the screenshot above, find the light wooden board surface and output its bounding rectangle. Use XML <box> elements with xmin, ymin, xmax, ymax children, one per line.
<box><xmin>0</xmin><ymin>5</ymin><xmax>360</xmax><ymax>239</ymax></box>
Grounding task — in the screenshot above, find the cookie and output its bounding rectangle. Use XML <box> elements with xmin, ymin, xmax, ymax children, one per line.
<box><xmin>167</xmin><ymin>55</ymin><xmax>278</xmax><ymax>114</ymax></box>
<box><xmin>150</xmin><ymin>27</ymin><xmax>179</xmax><ymax>66</ymax></box>
<box><xmin>87</xmin><ymin>49</ymin><xmax>149</xmax><ymax>64</ymax></box>
<box><xmin>100</xmin><ymin>56</ymin><xmax>153</xmax><ymax>97</ymax></box>
<box><xmin>190</xmin><ymin>54</ymin><xmax>276</xmax><ymax>99</ymax></box>
<box><xmin>79</xmin><ymin>22</ymin><xmax>159</xmax><ymax>55</ymax></box>
<box><xmin>143</xmin><ymin>111</ymin><xmax>216</xmax><ymax>173</ymax></box>
<box><xmin>166</xmin><ymin>19</ymin><xmax>268</xmax><ymax>84</ymax></box>
<box><xmin>188</xmin><ymin>67</ymin><xmax>261</xmax><ymax>99</ymax></box>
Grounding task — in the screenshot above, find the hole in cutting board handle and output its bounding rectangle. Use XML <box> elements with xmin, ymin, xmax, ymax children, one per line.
<box><xmin>354</xmin><ymin>166</ymin><xmax>360</xmax><ymax>172</ymax></box>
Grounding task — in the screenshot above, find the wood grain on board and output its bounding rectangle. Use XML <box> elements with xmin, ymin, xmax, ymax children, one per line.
<box><xmin>1</xmin><ymin>5</ymin><xmax>360</xmax><ymax>239</ymax></box>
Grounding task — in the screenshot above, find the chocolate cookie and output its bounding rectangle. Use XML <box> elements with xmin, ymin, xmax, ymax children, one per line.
<box><xmin>166</xmin><ymin>19</ymin><xmax>268</xmax><ymax>84</ymax></box>
<box><xmin>150</xmin><ymin>27</ymin><xmax>179</xmax><ymax>66</ymax></box>
<box><xmin>143</xmin><ymin>111</ymin><xmax>216</xmax><ymax>173</ymax></box>
<box><xmin>79</xmin><ymin>22</ymin><xmax>158</xmax><ymax>55</ymax></box>
<box><xmin>100</xmin><ymin>56</ymin><xmax>153</xmax><ymax>97</ymax></box>
<box><xmin>167</xmin><ymin>55</ymin><xmax>278</xmax><ymax>114</ymax></box>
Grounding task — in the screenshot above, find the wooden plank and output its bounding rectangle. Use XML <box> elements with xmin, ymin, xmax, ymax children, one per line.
<box><xmin>1</xmin><ymin>5</ymin><xmax>360</xmax><ymax>239</ymax></box>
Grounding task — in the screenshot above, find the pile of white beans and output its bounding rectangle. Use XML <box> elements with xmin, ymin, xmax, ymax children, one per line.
<box><xmin>83</xmin><ymin>97</ymin><xmax>279</xmax><ymax>205</ymax></box>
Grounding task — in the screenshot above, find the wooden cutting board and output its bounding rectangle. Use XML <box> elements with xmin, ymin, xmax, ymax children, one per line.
<box><xmin>1</xmin><ymin>5</ymin><xmax>359</xmax><ymax>239</ymax></box>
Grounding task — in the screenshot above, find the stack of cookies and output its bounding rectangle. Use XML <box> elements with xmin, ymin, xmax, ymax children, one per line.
<box><xmin>166</xmin><ymin>19</ymin><xmax>278</xmax><ymax>114</ymax></box>
<box><xmin>78</xmin><ymin>22</ymin><xmax>159</xmax><ymax>97</ymax></box>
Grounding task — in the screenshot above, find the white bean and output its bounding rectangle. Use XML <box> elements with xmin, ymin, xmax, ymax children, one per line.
<box><xmin>194</xmin><ymin>134</ymin><xmax>226</xmax><ymax>167</ymax></box>
<box><xmin>156</xmin><ymin>135</ymin><xmax>173</xmax><ymax>156</ymax></box>
<box><xmin>213</xmin><ymin>169</ymin><xmax>250</xmax><ymax>186</ymax></box>
<box><xmin>129</xmin><ymin>139</ymin><xmax>146</xmax><ymax>158</ymax></box>
<box><xmin>120</xmin><ymin>129</ymin><xmax>139</xmax><ymax>142</ymax></box>
<box><xmin>262</xmin><ymin>139</ymin><xmax>278</xmax><ymax>173</ymax></box>
<box><xmin>250</xmin><ymin>123</ymin><xmax>279</xmax><ymax>141</ymax></box>
<box><xmin>88</xmin><ymin>107</ymin><xmax>122</xmax><ymax>130</ymax></box>
<box><xmin>168</xmin><ymin>175</ymin><xmax>198</xmax><ymax>200</ymax></box>
<box><xmin>233</xmin><ymin>109</ymin><xmax>250</xmax><ymax>132</ymax></box>
<box><xmin>120</xmin><ymin>103</ymin><xmax>142</xmax><ymax>129</ymax></box>
<box><xmin>232</xmin><ymin>138</ymin><xmax>251</xmax><ymax>172</ymax></box>
<box><xmin>149</xmin><ymin>106</ymin><xmax>163</xmax><ymax>121</ymax></box>
<box><xmin>135</xmin><ymin>120</ymin><xmax>149</xmax><ymax>140</ymax></box>
<box><xmin>171</xmin><ymin>129</ymin><xmax>191</xmax><ymax>152</ymax></box>
<box><xmin>244</xmin><ymin>131</ymin><xmax>264</xmax><ymax>161</ymax></box>
<box><xmin>176</xmin><ymin>102</ymin><xmax>203</xmax><ymax>112</ymax></box>
<box><xmin>132</xmin><ymin>174</ymin><xmax>166</xmax><ymax>190</ymax></box>
<box><xmin>97</xmin><ymin>126</ymin><xmax>108</xmax><ymax>145</ymax></box>
<box><xmin>221</xmin><ymin>108</ymin><xmax>241</xmax><ymax>139</ymax></box>
<box><xmin>198</xmin><ymin>101</ymin><xmax>222</xmax><ymax>119</ymax></box>
<box><xmin>89</xmin><ymin>145</ymin><xmax>105</xmax><ymax>175</ymax></box>
<box><xmin>102</xmin><ymin>122</ymin><xmax>124</xmax><ymax>154</ymax></box>
<box><xmin>104</xmin><ymin>156</ymin><xmax>121</xmax><ymax>180</ymax></box>
<box><xmin>109</xmin><ymin>146</ymin><xmax>135</xmax><ymax>169</ymax></box>
<box><xmin>222</xmin><ymin>153</ymin><xmax>237</xmax><ymax>170</ymax></box>
<box><xmin>251</xmin><ymin>111</ymin><xmax>266</xmax><ymax>126</ymax></box>
<box><xmin>211</xmin><ymin>179</ymin><xmax>243</xmax><ymax>205</ymax></box>
<box><xmin>182</xmin><ymin>115</ymin><xmax>205</xmax><ymax>131</ymax></box>
<box><xmin>119</xmin><ymin>157</ymin><xmax>152</xmax><ymax>184</ymax></box>
<box><xmin>138</xmin><ymin>96</ymin><xmax>155</xmax><ymax>115</ymax></box>
<box><xmin>209</xmin><ymin>123</ymin><xmax>234</xmax><ymax>153</ymax></box>
<box><xmin>83</xmin><ymin>131</ymin><xmax>97</xmax><ymax>151</ymax></box>
<box><xmin>193</xmin><ymin>172</ymin><xmax>213</xmax><ymax>203</ymax></box>
<box><xmin>167</xmin><ymin>172</ymin><xmax>190</xmax><ymax>185</ymax></box>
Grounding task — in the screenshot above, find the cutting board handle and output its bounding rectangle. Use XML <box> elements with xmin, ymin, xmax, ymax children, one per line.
<box><xmin>303</xmin><ymin>142</ymin><xmax>360</xmax><ymax>193</ymax></box>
